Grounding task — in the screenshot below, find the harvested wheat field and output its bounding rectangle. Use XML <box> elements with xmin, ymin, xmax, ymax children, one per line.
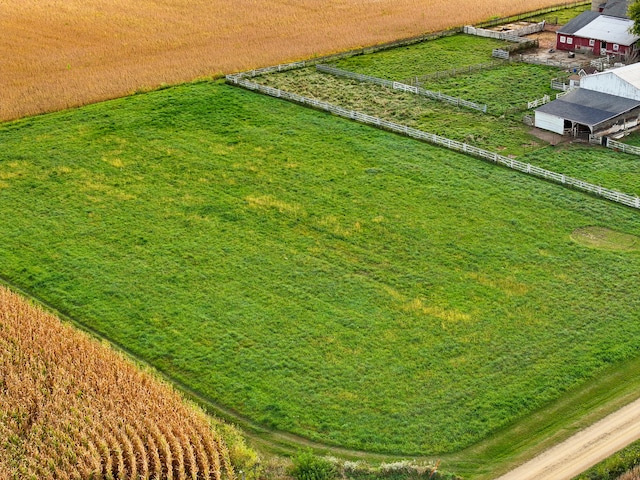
<box><xmin>0</xmin><ymin>286</ymin><xmax>241</xmax><ymax>479</ymax></box>
<box><xmin>3</xmin><ymin>0</ymin><xmax>567</xmax><ymax>121</ymax></box>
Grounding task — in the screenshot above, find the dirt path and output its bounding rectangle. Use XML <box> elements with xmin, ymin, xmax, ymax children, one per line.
<box><xmin>495</xmin><ymin>397</ymin><xmax>640</xmax><ymax>480</ymax></box>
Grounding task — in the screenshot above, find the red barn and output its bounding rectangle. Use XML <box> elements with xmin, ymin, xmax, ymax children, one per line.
<box><xmin>556</xmin><ymin>10</ymin><xmax>639</xmax><ymax>60</ymax></box>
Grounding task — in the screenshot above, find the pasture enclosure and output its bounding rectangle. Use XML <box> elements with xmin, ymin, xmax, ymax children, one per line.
<box><xmin>2</xmin><ymin>0</ymin><xmax>581</xmax><ymax>121</ymax></box>
<box><xmin>255</xmin><ymin>60</ymin><xmax>558</xmax><ymax>157</ymax></box>
<box><xmin>1</xmin><ymin>81</ymin><xmax>640</xmax><ymax>463</ymax></box>
<box><xmin>0</xmin><ymin>286</ymin><xmax>241</xmax><ymax>479</ymax></box>
<box><xmin>315</xmin><ymin>64</ymin><xmax>488</xmax><ymax>112</ymax></box>
<box><xmin>227</xmin><ymin>74</ymin><xmax>640</xmax><ymax>209</ymax></box>
<box><xmin>253</xmin><ymin>32</ymin><xmax>640</xmax><ymax>195</ymax></box>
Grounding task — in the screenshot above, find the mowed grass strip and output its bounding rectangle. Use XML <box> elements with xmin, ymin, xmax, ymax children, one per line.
<box><xmin>1</xmin><ymin>82</ymin><xmax>640</xmax><ymax>455</ymax></box>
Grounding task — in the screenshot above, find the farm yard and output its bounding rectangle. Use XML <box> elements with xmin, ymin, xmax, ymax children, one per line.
<box><xmin>3</xmin><ymin>1</ymin><xmax>640</xmax><ymax>479</ymax></box>
<box><xmin>2</xmin><ymin>0</ymin><xmax>578</xmax><ymax>122</ymax></box>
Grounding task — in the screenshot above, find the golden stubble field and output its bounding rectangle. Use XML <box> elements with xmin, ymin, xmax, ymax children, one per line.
<box><xmin>2</xmin><ymin>0</ymin><xmax>566</xmax><ymax>121</ymax></box>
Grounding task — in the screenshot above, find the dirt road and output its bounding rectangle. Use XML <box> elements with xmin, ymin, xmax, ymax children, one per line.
<box><xmin>495</xmin><ymin>397</ymin><xmax>640</xmax><ymax>480</ymax></box>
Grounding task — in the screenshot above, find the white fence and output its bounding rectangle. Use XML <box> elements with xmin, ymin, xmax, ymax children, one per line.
<box><xmin>519</xmin><ymin>55</ymin><xmax>581</xmax><ymax>69</ymax></box>
<box><xmin>590</xmin><ymin>57</ymin><xmax>612</xmax><ymax>71</ymax></box>
<box><xmin>527</xmin><ymin>95</ymin><xmax>550</xmax><ymax>109</ymax></box>
<box><xmin>464</xmin><ymin>23</ymin><xmax>545</xmax><ymax>40</ymax></box>
<box><xmin>592</xmin><ymin>136</ymin><xmax>640</xmax><ymax>156</ymax></box>
<box><xmin>608</xmin><ymin>139</ymin><xmax>640</xmax><ymax>155</ymax></box>
<box><xmin>316</xmin><ymin>64</ymin><xmax>488</xmax><ymax>113</ymax></box>
<box><xmin>550</xmin><ymin>78</ymin><xmax>579</xmax><ymax>91</ymax></box>
<box><xmin>226</xmin><ymin>74</ymin><xmax>640</xmax><ymax>210</ymax></box>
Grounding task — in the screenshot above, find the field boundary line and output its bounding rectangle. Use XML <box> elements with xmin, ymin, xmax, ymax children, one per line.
<box><xmin>0</xmin><ymin>274</ymin><xmax>402</xmax><ymax>461</ymax></box>
<box><xmin>226</xmin><ymin>74</ymin><xmax>640</xmax><ymax>210</ymax></box>
<box><xmin>228</xmin><ymin>28</ymin><xmax>461</xmax><ymax>78</ymax></box>
<box><xmin>316</xmin><ymin>64</ymin><xmax>488</xmax><ymax>113</ymax></box>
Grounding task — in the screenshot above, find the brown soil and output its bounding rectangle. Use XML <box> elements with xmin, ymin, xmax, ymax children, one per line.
<box><xmin>528</xmin><ymin>30</ymin><xmax>558</xmax><ymax>49</ymax></box>
<box><xmin>529</xmin><ymin>127</ymin><xmax>567</xmax><ymax>146</ymax></box>
<box><xmin>0</xmin><ymin>0</ymin><xmax>569</xmax><ymax>122</ymax></box>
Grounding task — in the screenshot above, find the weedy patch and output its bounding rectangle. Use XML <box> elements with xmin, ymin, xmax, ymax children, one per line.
<box><xmin>571</xmin><ymin>227</ymin><xmax>640</xmax><ymax>252</ymax></box>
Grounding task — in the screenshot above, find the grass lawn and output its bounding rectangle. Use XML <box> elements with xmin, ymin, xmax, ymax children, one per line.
<box><xmin>522</xmin><ymin>144</ymin><xmax>640</xmax><ymax>197</ymax></box>
<box><xmin>1</xmin><ymin>81</ymin><xmax>640</xmax><ymax>458</ymax></box>
<box><xmin>525</xmin><ymin>4</ymin><xmax>591</xmax><ymax>24</ymax></box>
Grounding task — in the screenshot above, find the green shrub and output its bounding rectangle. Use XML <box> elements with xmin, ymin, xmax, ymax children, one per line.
<box><xmin>289</xmin><ymin>450</ymin><xmax>336</xmax><ymax>480</ymax></box>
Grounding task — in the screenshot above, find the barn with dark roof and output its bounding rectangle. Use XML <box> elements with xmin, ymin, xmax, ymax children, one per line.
<box><xmin>535</xmin><ymin>88</ymin><xmax>640</xmax><ymax>136</ymax></box>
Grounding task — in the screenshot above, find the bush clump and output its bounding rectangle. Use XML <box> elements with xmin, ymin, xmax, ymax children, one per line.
<box><xmin>289</xmin><ymin>449</ymin><xmax>337</xmax><ymax>480</ymax></box>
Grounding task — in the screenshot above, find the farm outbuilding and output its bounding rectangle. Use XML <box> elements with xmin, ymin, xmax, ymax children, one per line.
<box><xmin>556</xmin><ymin>12</ymin><xmax>639</xmax><ymax>59</ymax></box>
<box><xmin>579</xmin><ymin>62</ymin><xmax>640</xmax><ymax>100</ymax></box>
<box><xmin>534</xmin><ymin>88</ymin><xmax>640</xmax><ymax>136</ymax></box>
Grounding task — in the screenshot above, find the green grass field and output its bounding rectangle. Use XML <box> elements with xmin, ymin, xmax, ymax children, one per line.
<box><xmin>523</xmin><ymin>144</ymin><xmax>640</xmax><ymax>197</ymax></box>
<box><xmin>525</xmin><ymin>4</ymin><xmax>590</xmax><ymax>24</ymax></box>
<box><xmin>1</xmin><ymin>81</ymin><xmax>640</xmax><ymax>460</ymax></box>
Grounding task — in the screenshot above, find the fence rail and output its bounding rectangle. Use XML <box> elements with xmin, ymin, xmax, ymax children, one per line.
<box><xmin>551</xmin><ymin>79</ymin><xmax>572</xmax><ymax>91</ymax></box>
<box><xmin>493</xmin><ymin>49</ymin><xmax>510</xmax><ymax>59</ymax></box>
<box><xmin>518</xmin><ymin>54</ymin><xmax>582</xmax><ymax>69</ymax></box>
<box><xmin>463</xmin><ymin>26</ymin><xmax>540</xmax><ymax>52</ymax></box>
<box><xmin>401</xmin><ymin>61</ymin><xmax>507</xmax><ymax>85</ymax></box>
<box><xmin>316</xmin><ymin>64</ymin><xmax>487</xmax><ymax>113</ymax></box>
<box><xmin>593</xmin><ymin>137</ymin><xmax>640</xmax><ymax>156</ymax></box>
<box><xmin>226</xmin><ymin>74</ymin><xmax>640</xmax><ymax>210</ymax></box>
<box><xmin>403</xmin><ymin>53</ymin><xmax>580</xmax><ymax>88</ymax></box>
<box><xmin>527</xmin><ymin>94</ymin><xmax>550</xmax><ymax>109</ymax></box>
<box><xmin>464</xmin><ymin>23</ymin><xmax>545</xmax><ymax>40</ymax></box>
<box><xmin>227</xmin><ymin>28</ymin><xmax>462</xmax><ymax>79</ymax></box>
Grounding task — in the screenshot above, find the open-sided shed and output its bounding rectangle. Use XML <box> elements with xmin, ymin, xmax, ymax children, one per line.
<box><xmin>534</xmin><ymin>88</ymin><xmax>640</xmax><ymax>136</ymax></box>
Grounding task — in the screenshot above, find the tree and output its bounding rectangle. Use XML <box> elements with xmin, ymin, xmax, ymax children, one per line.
<box><xmin>629</xmin><ymin>0</ymin><xmax>640</xmax><ymax>36</ymax></box>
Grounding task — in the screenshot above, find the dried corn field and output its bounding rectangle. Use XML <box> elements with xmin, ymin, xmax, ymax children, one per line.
<box><xmin>0</xmin><ymin>286</ymin><xmax>236</xmax><ymax>480</ymax></box>
<box><xmin>3</xmin><ymin>0</ymin><xmax>568</xmax><ymax>121</ymax></box>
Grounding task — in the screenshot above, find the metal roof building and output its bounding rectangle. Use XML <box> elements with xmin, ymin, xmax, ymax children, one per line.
<box><xmin>560</xmin><ymin>14</ymin><xmax>638</xmax><ymax>45</ymax></box>
<box><xmin>558</xmin><ymin>11</ymin><xmax>601</xmax><ymax>35</ymax></box>
<box><xmin>534</xmin><ymin>89</ymin><xmax>640</xmax><ymax>135</ymax></box>
<box><xmin>580</xmin><ymin>62</ymin><xmax>640</xmax><ymax>100</ymax></box>
<box><xmin>601</xmin><ymin>0</ymin><xmax>633</xmax><ymax>18</ymax></box>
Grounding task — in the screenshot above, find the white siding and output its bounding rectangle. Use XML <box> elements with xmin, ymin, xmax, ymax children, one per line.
<box><xmin>581</xmin><ymin>72</ymin><xmax>640</xmax><ymax>101</ymax></box>
<box><xmin>535</xmin><ymin>111</ymin><xmax>565</xmax><ymax>134</ymax></box>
